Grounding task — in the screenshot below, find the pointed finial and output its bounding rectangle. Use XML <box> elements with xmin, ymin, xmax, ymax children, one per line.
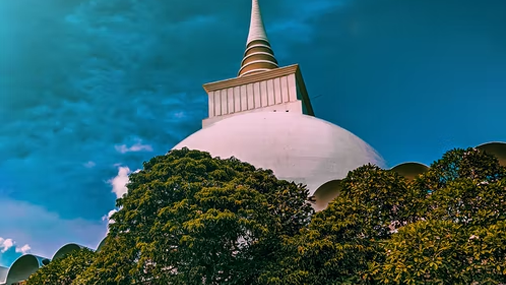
<box><xmin>238</xmin><ymin>0</ymin><xmax>279</xmax><ymax>77</ymax></box>
<box><xmin>247</xmin><ymin>0</ymin><xmax>268</xmax><ymax>43</ymax></box>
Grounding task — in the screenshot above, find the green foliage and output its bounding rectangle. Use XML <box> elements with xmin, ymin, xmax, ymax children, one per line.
<box><xmin>73</xmin><ymin>235</ymin><xmax>138</xmax><ymax>285</ymax></box>
<box><xmin>414</xmin><ymin>147</ymin><xmax>505</xmax><ymax>193</ymax></box>
<box><xmin>278</xmin><ymin>148</ymin><xmax>506</xmax><ymax>285</ymax></box>
<box><xmin>275</xmin><ymin>165</ymin><xmax>412</xmax><ymax>285</ymax></box>
<box><xmin>375</xmin><ymin>220</ymin><xmax>506</xmax><ymax>285</ymax></box>
<box><xmin>64</xmin><ymin>147</ymin><xmax>506</xmax><ymax>284</ymax></box>
<box><xmin>78</xmin><ymin>147</ymin><xmax>313</xmax><ymax>284</ymax></box>
<box><xmin>374</xmin><ymin>220</ymin><xmax>470</xmax><ymax>284</ymax></box>
<box><xmin>465</xmin><ymin>221</ymin><xmax>506</xmax><ymax>283</ymax></box>
<box><xmin>25</xmin><ymin>248</ymin><xmax>94</xmax><ymax>285</ymax></box>
<box><xmin>410</xmin><ymin>147</ymin><xmax>506</xmax><ymax>226</ymax></box>
<box><xmin>371</xmin><ymin>148</ymin><xmax>506</xmax><ymax>284</ymax></box>
<box><xmin>424</xmin><ymin>178</ymin><xmax>506</xmax><ymax>227</ymax></box>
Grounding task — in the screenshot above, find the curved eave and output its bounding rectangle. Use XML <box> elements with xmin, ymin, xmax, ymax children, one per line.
<box><xmin>52</xmin><ymin>243</ymin><xmax>87</xmax><ymax>260</ymax></box>
<box><xmin>390</xmin><ymin>162</ymin><xmax>429</xmax><ymax>180</ymax></box>
<box><xmin>476</xmin><ymin>141</ymin><xmax>506</xmax><ymax>166</ymax></box>
<box><xmin>97</xmin><ymin>237</ymin><xmax>108</xmax><ymax>252</ymax></box>
<box><xmin>476</xmin><ymin>141</ymin><xmax>506</xmax><ymax>148</ymax></box>
<box><xmin>0</xmin><ymin>266</ymin><xmax>8</xmax><ymax>284</ymax></box>
<box><xmin>5</xmin><ymin>254</ymin><xmax>49</xmax><ymax>284</ymax></box>
<box><xmin>309</xmin><ymin>179</ymin><xmax>343</xmax><ymax>212</ymax></box>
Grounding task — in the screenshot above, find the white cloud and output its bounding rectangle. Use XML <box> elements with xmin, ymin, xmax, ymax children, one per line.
<box><xmin>108</xmin><ymin>166</ymin><xmax>131</xmax><ymax>198</ymax></box>
<box><xmin>115</xmin><ymin>142</ymin><xmax>153</xmax><ymax>154</ymax></box>
<box><xmin>107</xmin><ymin>209</ymin><xmax>117</xmax><ymax>220</ymax></box>
<box><xmin>0</xmin><ymin>237</ymin><xmax>31</xmax><ymax>255</ymax></box>
<box><xmin>15</xmin><ymin>244</ymin><xmax>31</xmax><ymax>254</ymax></box>
<box><xmin>0</xmin><ymin>238</ymin><xmax>14</xmax><ymax>253</ymax></box>
<box><xmin>102</xmin><ymin>209</ymin><xmax>118</xmax><ymax>235</ymax></box>
<box><xmin>108</xmin><ymin>166</ymin><xmax>141</xmax><ymax>199</ymax></box>
<box><xmin>102</xmin><ymin>209</ymin><xmax>117</xmax><ymax>223</ymax></box>
<box><xmin>173</xmin><ymin>111</ymin><xmax>186</xmax><ymax>119</ymax></box>
<box><xmin>83</xmin><ymin>161</ymin><xmax>96</xmax><ymax>168</ymax></box>
<box><xmin>103</xmin><ymin>166</ymin><xmax>141</xmax><ymax>234</ymax></box>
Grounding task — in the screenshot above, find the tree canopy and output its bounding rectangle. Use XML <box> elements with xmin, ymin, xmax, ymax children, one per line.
<box><xmin>75</xmin><ymin>147</ymin><xmax>313</xmax><ymax>285</ymax></box>
<box><xmin>274</xmin><ymin>164</ymin><xmax>412</xmax><ymax>285</ymax></box>
<box><xmin>267</xmin><ymin>147</ymin><xmax>506</xmax><ymax>284</ymax></box>
<box><xmin>26</xmin><ymin>147</ymin><xmax>506</xmax><ymax>284</ymax></box>
<box><xmin>373</xmin><ymin>148</ymin><xmax>506</xmax><ymax>284</ymax></box>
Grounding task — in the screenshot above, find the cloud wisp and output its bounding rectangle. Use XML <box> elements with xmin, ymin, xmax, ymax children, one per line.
<box><xmin>115</xmin><ymin>142</ymin><xmax>153</xmax><ymax>154</ymax></box>
<box><xmin>103</xmin><ymin>165</ymin><xmax>141</xmax><ymax>234</ymax></box>
<box><xmin>108</xmin><ymin>166</ymin><xmax>140</xmax><ymax>199</ymax></box>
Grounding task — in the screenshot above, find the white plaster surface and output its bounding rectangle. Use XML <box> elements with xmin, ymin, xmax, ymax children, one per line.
<box><xmin>207</xmin><ymin>75</ymin><xmax>297</xmax><ymax>119</ymax></box>
<box><xmin>173</xmin><ymin>112</ymin><xmax>385</xmax><ymax>194</ymax></box>
<box><xmin>203</xmin><ymin>101</ymin><xmax>303</xmax><ymax>128</ymax></box>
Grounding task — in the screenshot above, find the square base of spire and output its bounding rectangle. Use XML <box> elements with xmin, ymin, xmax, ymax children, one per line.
<box><xmin>202</xmin><ymin>64</ymin><xmax>314</xmax><ymax>128</ymax></box>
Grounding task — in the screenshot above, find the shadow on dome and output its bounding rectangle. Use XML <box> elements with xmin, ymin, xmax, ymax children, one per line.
<box><xmin>5</xmin><ymin>254</ymin><xmax>49</xmax><ymax>285</ymax></box>
<box><xmin>311</xmin><ymin>179</ymin><xmax>343</xmax><ymax>212</ymax></box>
<box><xmin>52</xmin><ymin>243</ymin><xmax>85</xmax><ymax>260</ymax></box>
<box><xmin>476</xmin><ymin>142</ymin><xmax>506</xmax><ymax>166</ymax></box>
<box><xmin>390</xmin><ymin>162</ymin><xmax>429</xmax><ymax>180</ymax></box>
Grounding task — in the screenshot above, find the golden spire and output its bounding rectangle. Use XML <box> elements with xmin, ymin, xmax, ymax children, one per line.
<box><xmin>238</xmin><ymin>0</ymin><xmax>279</xmax><ymax>77</ymax></box>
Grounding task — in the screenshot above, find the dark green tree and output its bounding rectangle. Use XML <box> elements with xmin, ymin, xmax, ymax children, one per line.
<box><xmin>275</xmin><ymin>164</ymin><xmax>412</xmax><ymax>285</ymax></box>
<box><xmin>374</xmin><ymin>148</ymin><xmax>506</xmax><ymax>284</ymax></box>
<box><xmin>412</xmin><ymin>148</ymin><xmax>506</xmax><ymax>227</ymax></box>
<box><xmin>414</xmin><ymin>147</ymin><xmax>505</xmax><ymax>194</ymax></box>
<box><xmin>24</xmin><ymin>248</ymin><xmax>94</xmax><ymax>285</ymax></box>
<box><xmin>277</xmin><ymin>148</ymin><xmax>506</xmax><ymax>285</ymax></box>
<box><xmin>373</xmin><ymin>220</ymin><xmax>471</xmax><ymax>285</ymax></box>
<box><xmin>74</xmin><ymin>146</ymin><xmax>506</xmax><ymax>285</ymax></box>
<box><xmin>74</xmin><ymin>235</ymin><xmax>139</xmax><ymax>285</ymax></box>
<box><xmin>375</xmin><ymin>220</ymin><xmax>506</xmax><ymax>285</ymax></box>
<box><xmin>77</xmin><ymin>148</ymin><xmax>313</xmax><ymax>284</ymax></box>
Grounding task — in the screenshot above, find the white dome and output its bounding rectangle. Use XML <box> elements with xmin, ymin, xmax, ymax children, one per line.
<box><xmin>172</xmin><ymin>112</ymin><xmax>385</xmax><ymax>195</ymax></box>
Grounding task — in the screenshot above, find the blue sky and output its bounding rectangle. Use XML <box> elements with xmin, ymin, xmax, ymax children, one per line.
<box><xmin>1</xmin><ymin>0</ymin><xmax>505</xmax><ymax>266</ymax></box>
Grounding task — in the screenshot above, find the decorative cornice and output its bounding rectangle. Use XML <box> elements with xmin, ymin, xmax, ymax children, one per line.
<box><xmin>204</xmin><ymin>64</ymin><xmax>299</xmax><ymax>92</ymax></box>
